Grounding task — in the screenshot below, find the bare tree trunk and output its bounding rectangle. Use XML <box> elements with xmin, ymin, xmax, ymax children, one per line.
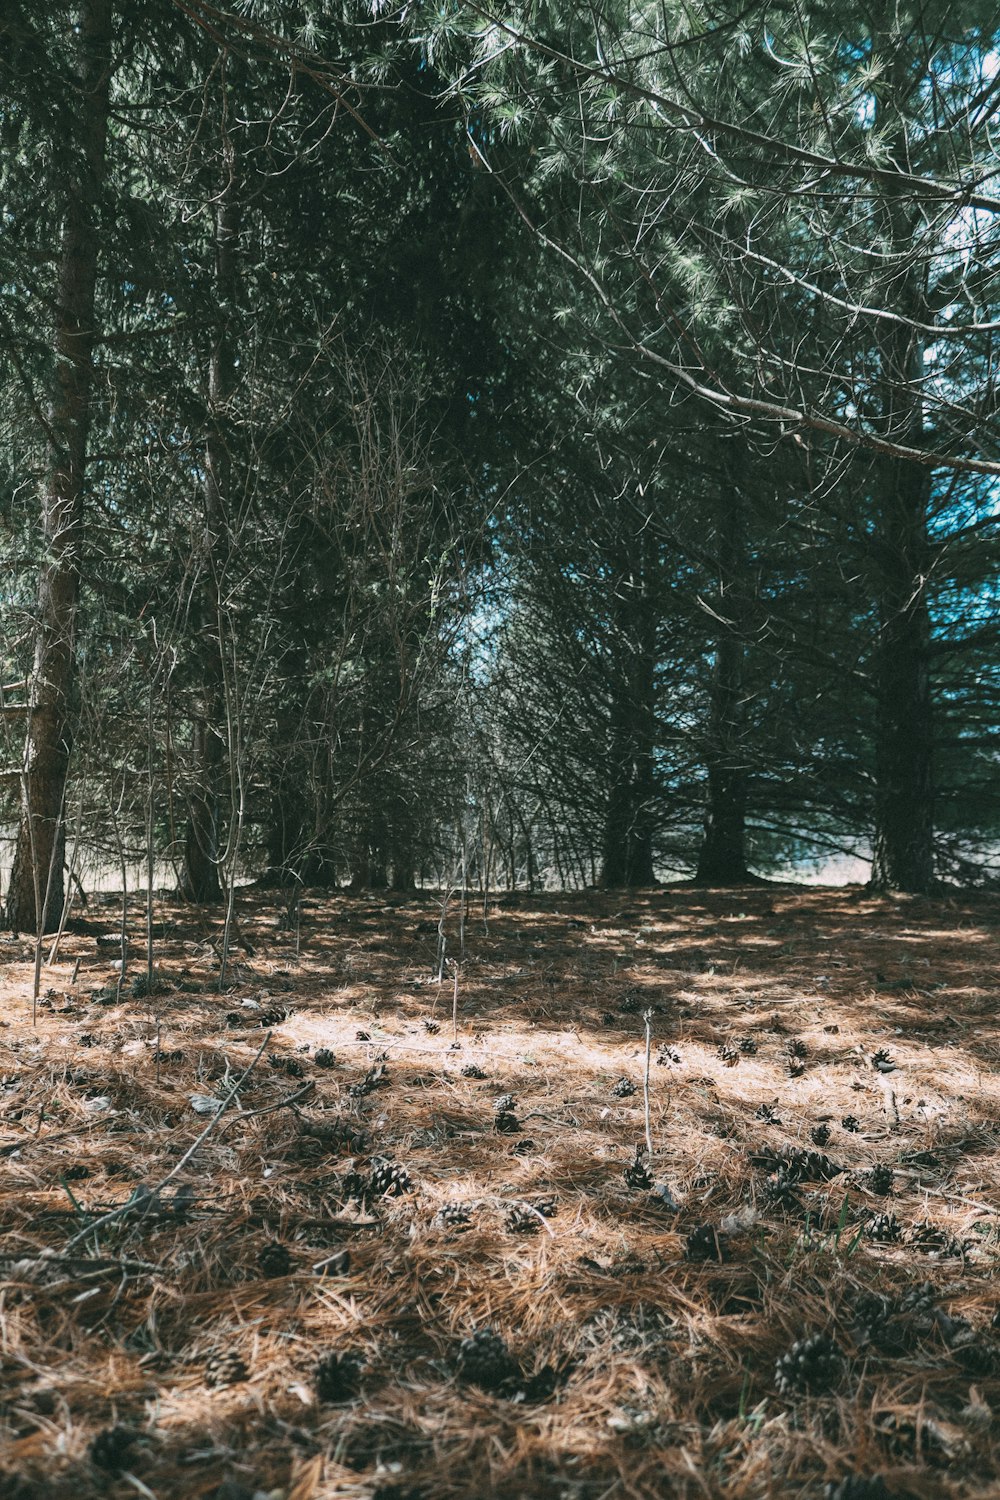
<box><xmin>868</xmin><ymin>75</ymin><xmax>934</xmax><ymax>895</ymax></box>
<box><xmin>870</xmin><ymin>451</ymin><xmax>933</xmax><ymax>892</ymax></box>
<box><xmin>5</xmin><ymin>0</ymin><xmax>112</xmax><ymax>934</ymax></box>
<box><xmin>601</xmin><ymin>685</ymin><xmax>633</xmax><ymax>887</ymax></box>
<box><xmin>697</xmin><ymin>638</ymin><xmax>750</xmax><ymax>884</ymax></box>
<box><xmin>179</xmin><ymin>155</ymin><xmax>240</xmax><ymax>903</ymax></box>
<box><xmin>627</xmin><ymin>611</ymin><xmax>657</xmax><ymax>885</ymax></box>
<box><xmin>697</xmin><ymin>476</ymin><xmax>752</xmax><ymax>885</ymax></box>
<box><xmin>601</xmin><ymin>535</ymin><xmax>657</xmax><ymax>887</ymax></box>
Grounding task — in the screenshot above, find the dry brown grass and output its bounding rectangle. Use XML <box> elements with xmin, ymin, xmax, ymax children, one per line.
<box><xmin>1</xmin><ymin>883</ymin><xmax>999</xmax><ymax>1499</ymax></box>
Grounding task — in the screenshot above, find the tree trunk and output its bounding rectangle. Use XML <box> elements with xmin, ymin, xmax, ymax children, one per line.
<box><xmin>697</xmin><ymin>474</ymin><xmax>752</xmax><ymax>885</ymax></box>
<box><xmin>5</xmin><ymin>0</ymin><xmax>112</xmax><ymax>934</ymax></box>
<box><xmin>697</xmin><ymin>626</ymin><xmax>750</xmax><ymax>884</ymax></box>
<box><xmin>867</xmin><ymin>72</ymin><xmax>935</xmax><ymax>895</ymax></box>
<box><xmin>350</xmin><ymin>806</ymin><xmax>388</xmax><ymax>890</ymax></box>
<box><xmin>178</xmin><ymin>717</ymin><xmax>223</xmax><ymax>901</ymax></box>
<box><xmin>601</xmin><ymin>686</ymin><xmax>633</xmax><ymax>886</ymax></box>
<box><xmin>869</xmin><ymin>454</ymin><xmax>933</xmax><ymax>892</ymax></box>
<box><xmin>179</xmin><ymin>157</ymin><xmax>240</xmax><ymax>902</ymax></box>
<box><xmin>600</xmin><ymin>536</ymin><xmax>657</xmax><ymax>887</ymax></box>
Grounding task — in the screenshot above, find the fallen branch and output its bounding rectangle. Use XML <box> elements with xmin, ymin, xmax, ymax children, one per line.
<box><xmin>0</xmin><ymin>1251</ymin><xmax>161</xmax><ymax>1277</ymax></box>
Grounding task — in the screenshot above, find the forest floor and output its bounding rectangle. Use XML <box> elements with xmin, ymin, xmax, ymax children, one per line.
<box><xmin>1</xmin><ymin>883</ymin><xmax>999</xmax><ymax>1500</ymax></box>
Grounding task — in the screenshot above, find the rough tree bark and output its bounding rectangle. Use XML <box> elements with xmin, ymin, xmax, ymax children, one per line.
<box><xmin>696</xmin><ymin>477</ymin><xmax>753</xmax><ymax>885</ymax></box>
<box><xmin>868</xmin><ymin>49</ymin><xmax>935</xmax><ymax>895</ymax></box>
<box><xmin>869</xmin><ymin>443</ymin><xmax>934</xmax><ymax>893</ymax></box>
<box><xmin>600</xmin><ymin>534</ymin><xmax>657</xmax><ymax>887</ymax></box>
<box><xmin>178</xmin><ymin>155</ymin><xmax>240</xmax><ymax>903</ymax></box>
<box><xmin>5</xmin><ymin>0</ymin><xmax>113</xmax><ymax>934</ymax></box>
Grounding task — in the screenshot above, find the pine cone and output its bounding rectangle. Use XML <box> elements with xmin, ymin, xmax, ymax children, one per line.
<box><xmin>787</xmin><ymin>1038</ymin><xmax>808</xmax><ymax>1059</ymax></box>
<box><xmin>909</xmin><ymin>1220</ymin><xmax>964</xmax><ymax>1256</ymax></box>
<box><xmin>457</xmin><ymin>1328</ymin><xmax>520</xmax><ymax>1392</ymax></box>
<box><xmin>738</xmin><ymin>1035</ymin><xmax>758</xmax><ymax>1054</ymax></box>
<box><xmin>763</xmin><ymin>1170</ymin><xmax>804</xmax><ymax>1215</ymax></box>
<box><xmin>527</xmin><ymin>1194</ymin><xmax>559</xmax><ymax>1218</ymax></box>
<box><xmin>717</xmin><ymin>1044</ymin><xmax>740</xmax><ymax>1067</ymax></box>
<box><xmin>494</xmin><ymin>1111</ymin><xmax>520</xmax><ymax>1134</ymax></box>
<box><xmin>866</xmin><ymin>1164</ymin><xmax>894</xmax><ymax>1196</ymax></box>
<box><xmin>865</xmin><ymin>1211</ymin><xmax>902</xmax><ymax>1243</ymax></box>
<box><xmin>774</xmin><ymin>1333</ymin><xmax>842</xmax><ymax>1395</ymax></box>
<box><xmin>611</xmin><ymin>1076</ymin><xmax>637</xmax><ymax>1097</ymax></box>
<box><xmin>269</xmin><ymin>1055</ymin><xmax>304</xmax><ymax>1079</ymax></box>
<box><xmin>258</xmin><ymin>1006</ymin><xmax>289</xmax><ymax>1027</ymax></box>
<box><xmin>367</xmin><ymin>1158</ymin><xmax>412</xmax><ymax>1197</ymax></box>
<box><xmin>313</xmin><ymin>1351</ymin><xmax>362</xmax><ymax>1403</ymax></box>
<box><xmin>89</xmin><ymin>1427</ymin><xmax>138</xmax><ymax>1474</ymax></box>
<box><xmin>355</xmin><ymin>1030</ymin><xmax>371</xmax><ymax>1041</ymax></box>
<box><xmin>810</xmin><ymin>1124</ymin><xmax>832</xmax><ymax>1147</ymax></box>
<box><xmin>493</xmin><ymin>1093</ymin><xmax>517</xmax><ymax>1115</ymax></box>
<box><xmin>780</xmin><ymin>1147</ymin><xmax>842</xmax><ymax>1182</ymax></box>
<box><xmin>754</xmin><ymin>1103</ymin><xmax>781</xmax><ymax>1125</ymax></box>
<box><xmin>518</xmin><ymin>1358</ymin><xmax>571</xmax><ymax>1403</ymax></box>
<box><xmin>423</xmin><ymin>1020</ymin><xmax>440</xmax><ymax>1034</ymax></box>
<box><xmin>623</xmin><ymin>1149</ymin><xmax>654</xmax><ymax>1191</ymax></box>
<box><xmin>842</xmin><ymin>1115</ymin><xmax>860</xmax><ymax>1133</ymax></box>
<box><xmin>504</xmin><ymin>1203</ymin><xmax>541</xmax><ymax>1234</ymax></box>
<box><xmin>871</xmin><ymin>1049</ymin><xmax>896</xmax><ymax>1072</ymax></box>
<box><xmin>433</xmin><ymin>1202</ymin><xmax>474</xmax><ymax>1230</ymax></box>
<box><xmin>899</xmin><ymin>1281</ymin><xmax>937</xmax><ymax>1317</ymax></box>
<box><xmin>852</xmin><ymin>1293</ymin><xmax>895</xmax><ymax>1349</ymax></box>
<box><xmin>600</xmin><ymin>1011</ymin><xmax>618</xmax><ymax>1027</ymax></box>
<box><xmin>205</xmin><ymin>1350</ymin><xmax>248</xmax><ymax>1388</ymax></box>
<box><xmin>656</xmin><ymin>1046</ymin><xmax>681</xmax><ymax>1065</ymax></box>
<box><xmin>313</xmin><ymin>1048</ymin><xmax>336</xmax><ymax>1069</ymax></box>
<box><xmin>685</xmin><ymin>1223</ymin><xmax>726</xmax><ymax>1262</ymax></box>
<box><xmin>461</xmin><ymin>1063</ymin><xmax>487</xmax><ymax>1079</ymax></box>
<box><xmin>257</xmin><ymin>1241</ymin><xmax>293</xmax><ymax>1278</ymax></box>
<box><xmin>618</xmin><ymin>993</ymin><xmax>642</xmax><ymax>1014</ymax></box>
<box><xmin>341</xmin><ymin>1170</ymin><xmax>368</xmax><ymax>1203</ymax></box>
<box><xmin>953</xmin><ymin>1337</ymin><xmax>997</xmax><ymax>1376</ymax></box>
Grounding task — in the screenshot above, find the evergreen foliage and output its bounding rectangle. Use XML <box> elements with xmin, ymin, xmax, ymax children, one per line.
<box><xmin>2</xmin><ymin>0</ymin><xmax>999</xmax><ymax>917</ymax></box>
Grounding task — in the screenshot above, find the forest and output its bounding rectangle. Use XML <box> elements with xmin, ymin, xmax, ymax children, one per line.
<box><xmin>1</xmin><ymin>3</ymin><xmax>1000</xmax><ymax>1499</ymax></box>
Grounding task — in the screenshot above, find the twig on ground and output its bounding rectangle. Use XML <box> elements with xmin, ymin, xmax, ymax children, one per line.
<box><xmin>450</xmin><ymin>958</ymin><xmax>460</xmax><ymax>1042</ymax></box>
<box><xmin>643</xmin><ymin>1007</ymin><xmax>654</xmax><ymax>1157</ymax></box>
<box><xmin>63</xmin><ymin>1032</ymin><xmax>272</xmax><ymax>1253</ymax></box>
<box><xmin>217</xmin><ymin>1078</ymin><xmax>315</xmax><ymax>1133</ymax></box>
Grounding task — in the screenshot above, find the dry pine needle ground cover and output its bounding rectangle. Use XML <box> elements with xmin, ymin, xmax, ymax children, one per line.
<box><xmin>2</xmin><ymin>884</ymin><xmax>1000</xmax><ymax>1500</ymax></box>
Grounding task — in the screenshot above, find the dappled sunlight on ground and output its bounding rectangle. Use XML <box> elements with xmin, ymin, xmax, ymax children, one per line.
<box><xmin>1</xmin><ymin>884</ymin><xmax>999</xmax><ymax>1498</ymax></box>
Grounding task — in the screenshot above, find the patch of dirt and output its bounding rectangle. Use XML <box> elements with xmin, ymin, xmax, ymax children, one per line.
<box><xmin>1</xmin><ymin>883</ymin><xmax>999</xmax><ymax>1498</ymax></box>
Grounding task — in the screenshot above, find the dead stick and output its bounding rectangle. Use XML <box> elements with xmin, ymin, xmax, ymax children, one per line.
<box><xmin>642</xmin><ymin>1008</ymin><xmax>654</xmax><ymax>1157</ymax></box>
<box><xmin>63</xmin><ymin>1033</ymin><xmax>272</xmax><ymax>1252</ymax></box>
<box><xmin>0</xmin><ymin>1253</ymin><xmax>160</xmax><ymax>1276</ymax></box>
<box><xmin>218</xmin><ymin>1079</ymin><xmax>315</xmax><ymax>1133</ymax></box>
